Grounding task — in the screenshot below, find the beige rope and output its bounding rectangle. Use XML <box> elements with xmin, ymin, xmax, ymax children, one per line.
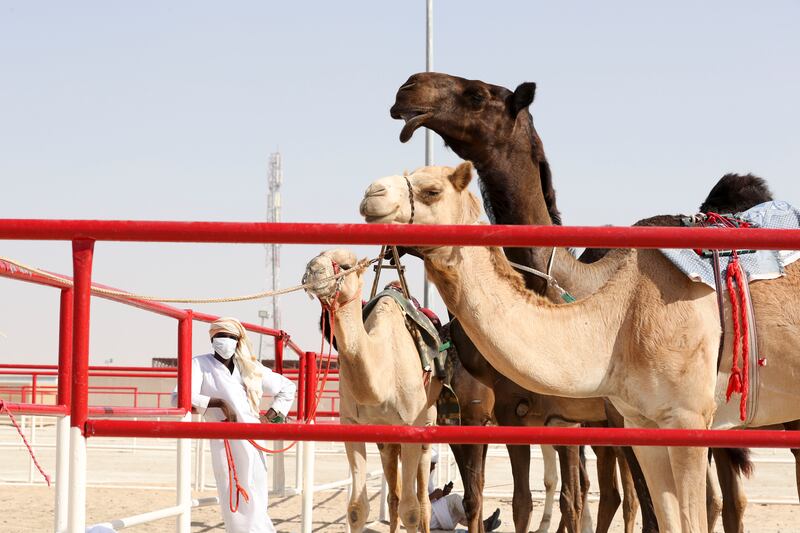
<box><xmin>0</xmin><ymin>255</ymin><xmax>379</xmax><ymax>304</ymax></box>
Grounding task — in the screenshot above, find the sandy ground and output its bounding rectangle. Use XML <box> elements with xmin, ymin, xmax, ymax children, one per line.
<box><xmin>2</xmin><ymin>420</ymin><xmax>799</xmax><ymax>532</ymax></box>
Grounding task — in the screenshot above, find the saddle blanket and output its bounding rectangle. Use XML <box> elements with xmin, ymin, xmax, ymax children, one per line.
<box><xmin>660</xmin><ymin>201</ymin><xmax>800</xmax><ymax>428</ymax></box>
<box><xmin>660</xmin><ymin>201</ymin><xmax>800</xmax><ymax>288</ymax></box>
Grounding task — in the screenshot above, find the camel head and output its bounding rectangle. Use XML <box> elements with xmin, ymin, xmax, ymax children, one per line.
<box><xmin>391</xmin><ymin>72</ymin><xmax>537</xmax><ymax>157</ymax></box>
<box><xmin>303</xmin><ymin>248</ymin><xmax>364</xmax><ymax>308</ymax></box>
<box><xmin>360</xmin><ymin>162</ymin><xmax>483</xmax><ymax>254</ymax></box>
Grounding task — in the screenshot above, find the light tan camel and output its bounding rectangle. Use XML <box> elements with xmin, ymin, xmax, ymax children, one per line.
<box><xmin>303</xmin><ymin>249</ymin><xmax>439</xmax><ymax>533</ymax></box>
<box><xmin>359</xmin><ymin>162</ymin><xmax>800</xmax><ymax>533</ymax></box>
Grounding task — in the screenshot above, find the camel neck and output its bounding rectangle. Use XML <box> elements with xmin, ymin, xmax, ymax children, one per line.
<box><xmin>425</xmin><ymin>246</ymin><xmax>635</xmax><ymax>398</ymax></box>
<box><xmin>546</xmin><ymin>247</ymin><xmax>633</xmax><ymax>301</ymax></box>
<box><xmin>474</xmin><ymin>154</ymin><xmax>551</xmax><ymax>228</ymax></box>
<box><xmin>329</xmin><ymin>298</ymin><xmax>391</xmax><ymax>405</ymax></box>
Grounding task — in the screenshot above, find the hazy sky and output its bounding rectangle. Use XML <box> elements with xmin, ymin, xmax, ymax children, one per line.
<box><xmin>1</xmin><ymin>2</ymin><xmax>798</xmax><ymax>366</ymax></box>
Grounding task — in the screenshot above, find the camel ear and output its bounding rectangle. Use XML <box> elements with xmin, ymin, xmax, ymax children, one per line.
<box><xmin>449</xmin><ymin>161</ymin><xmax>473</xmax><ymax>191</ymax></box>
<box><xmin>510</xmin><ymin>82</ymin><xmax>536</xmax><ymax>115</ymax></box>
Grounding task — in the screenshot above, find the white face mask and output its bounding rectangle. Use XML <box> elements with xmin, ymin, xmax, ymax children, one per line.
<box><xmin>212</xmin><ymin>337</ymin><xmax>238</xmax><ymax>360</ymax></box>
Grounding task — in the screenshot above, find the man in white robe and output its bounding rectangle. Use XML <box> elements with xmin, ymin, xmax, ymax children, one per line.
<box><xmin>174</xmin><ymin>317</ymin><xmax>296</xmax><ymax>533</ymax></box>
<box><xmin>428</xmin><ymin>449</ymin><xmax>501</xmax><ymax>532</ymax></box>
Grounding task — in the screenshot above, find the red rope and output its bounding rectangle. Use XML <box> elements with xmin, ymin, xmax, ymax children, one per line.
<box><xmin>0</xmin><ymin>399</ymin><xmax>51</xmax><ymax>486</ymax></box>
<box><xmin>224</xmin><ymin>439</ymin><xmax>250</xmax><ymax>513</ymax></box>
<box><xmin>724</xmin><ymin>253</ymin><xmax>750</xmax><ymax>421</ymax></box>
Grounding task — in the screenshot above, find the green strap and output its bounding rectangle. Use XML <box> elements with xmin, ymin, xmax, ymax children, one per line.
<box><xmin>438</xmin><ymin>340</ymin><xmax>452</xmax><ymax>352</ymax></box>
<box><xmin>561</xmin><ymin>292</ymin><xmax>576</xmax><ymax>303</ymax></box>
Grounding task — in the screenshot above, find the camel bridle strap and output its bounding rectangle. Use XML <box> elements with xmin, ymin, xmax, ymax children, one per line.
<box><xmin>404</xmin><ymin>174</ymin><xmax>415</xmax><ymax>225</ymax></box>
<box><xmin>508</xmin><ymin>260</ymin><xmax>575</xmax><ymax>303</ymax></box>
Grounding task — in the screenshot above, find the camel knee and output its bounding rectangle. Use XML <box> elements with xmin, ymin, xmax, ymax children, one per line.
<box><xmin>347</xmin><ymin>498</ymin><xmax>370</xmax><ymax>531</ymax></box>
<box><xmin>399</xmin><ymin>496</ymin><xmax>420</xmax><ymax>529</ymax></box>
<box><xmin>462</xmin><ymin>491</ymin><xmax>482</xmax><ymax>522</ymax></box>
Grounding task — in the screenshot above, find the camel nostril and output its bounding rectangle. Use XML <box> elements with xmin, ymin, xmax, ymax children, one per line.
<box><xmin>398</xmin><ymin>81</ymin><xmax>416</xmax><ymax>91</ymax></box>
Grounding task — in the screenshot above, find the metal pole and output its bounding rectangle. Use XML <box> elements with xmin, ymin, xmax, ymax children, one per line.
<box><xmin>423</xmin><ymin>0</ymin><xmax>434</xmax><ymax>307</ymax></box>
<box><xmin>176</xmin><ymin>315</ymin><xmax>193</xmax><ymax>532</ymax></box>
<box><xmin>176</xmin><ymin>412</ymin><xmax>192</xmax><ymax>533</ymax></box>
<box><xmin>272</xmin><ymin>336</ymin><xmax>286</xmax><ymax>495</ymax></box>
<box><xmin>54</xmin><ymin>289</ymin><xmax>71</xmax><ymax>532</ymax></box>
<box><xmin>68</xmin><ymin>239</ymin><xmax>94</xmax><ymax>533</ymax></box>
<box><xmin>300</xmin><ymin>352</ymin><xmax>317</xmax><ymax>532</ymax></box>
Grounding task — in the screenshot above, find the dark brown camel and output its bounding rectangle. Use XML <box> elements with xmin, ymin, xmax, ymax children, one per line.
<box><xmin>390</xmin><ymin>72</ymin><xmax>769</xmax><ymax>533</ymax></box>
<box><xmin>392</xmin><ymin>72</ymin><xmax>646</xmax><ymax>533</ymax></box>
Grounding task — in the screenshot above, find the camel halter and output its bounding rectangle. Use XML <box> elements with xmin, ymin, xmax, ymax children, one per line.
<box><xmin>404</xmin><ymin>174</ymin><xmax>415</xmax><ymax>225</ymax></box>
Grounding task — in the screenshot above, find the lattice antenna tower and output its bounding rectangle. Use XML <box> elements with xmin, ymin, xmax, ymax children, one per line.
<box><xmin>265</xmin><ymin>152</ymin><xmax>282</xmax><ymax>333</ymax></box>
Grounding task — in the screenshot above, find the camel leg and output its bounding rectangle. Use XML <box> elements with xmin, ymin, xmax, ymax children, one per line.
<box><xmin>782</xmin><ymin>419</ymin><xmax>800</xmax><ymax>501</ymax></box>
<box><xmin>705</xmin><ymin>456</ymin><xmax>722</xmax><ymax>533</ymax></box>
<box><xmin>554</xmin><ymin>445</ymin><xmax>584</xmax><ymax>533</ymax></box>
<box><xmin>593</xmin><ymin>445</ymin><xmax>621</xmax><ymax>533</ymax></box>
<box><xmin>663</xmin><ymin>412</ymin><xmax>710</xmax><ymax>533</ymax></box>
<box><xmin>534</xmin><ymin>444</ymin><xmax>559</xmax><ymax>533</ymax></box>
<box><xmin>792</xmin><ymin>447</ymin><xmax>800</xmax><ymax>502</ymax></box>
<box><xmin>398</xmin><ymin>443</ymin><xmax>423</xmax><ymax>530</ymax></box>
<box><xmin>416</xmin><ymin>444</ymin><xmax>432</xmax><ymax>533</ymax></box>
<box><xmin>712</xmin><ymin>449</ymin><xmax>745</xmax><ymax>533</ymax></box>
<box><xmin>614</xmin><ymin>446</ymin><xmax>639</xmax><ymax>533</ymax></box>
<box><xmin>506</xmin><ymin>444</ymin><xmax>534</xmax><ymax>533</ymax></box>
<box><xmin>450</xmin><ymin>443</ymin><xmax>487</xmax><ymax>532</ymax></box>
<box><xmin>345</xmin><ymin>440</ymin><xmax>370</xmax><ymax>532</ymax></box>
<box><xmin>631</xmin><ymin>443</ymin><xmax>681</xmax><ymax>532</ymax></box>
<box><xmin>578</xmin><ymin>448</ymin><xmax>592</xmax><ymax>533</ymax></box>
<box><xmin>605</xmin><ymin>402</ymin><xmax>658</xmax><ymax>533</ymax></box>
<box><xmin>378</xmin><ymin>443</ymin><xmax>402</xmax><ymax>533</ymax></box>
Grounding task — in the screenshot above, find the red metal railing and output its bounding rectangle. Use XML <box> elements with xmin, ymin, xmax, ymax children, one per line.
<box><xmin>2</xmin><ymin>219</ymin><xmax>800</xmax><ymax>446</ymax></box>
<box><xmin>0</xmin><ymin>249</ymin><xmax>312</xmax><ymax>422</ymax></box>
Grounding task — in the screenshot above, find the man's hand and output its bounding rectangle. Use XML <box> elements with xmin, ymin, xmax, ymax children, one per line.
<box><xmin>442</xmin><ymin>481</ymin><xmax>454</xmax><ymax>496</ymax></box>
<box><xmin>209</xmin><ymin>398</ymin><xmax>237</xmax><ymax>422</ymax></box>
<box><xmin>429</xmin><ymin>488</ymin><xmax>444</xmax><ymax>502</ymax></box>
<box><xmin>260</xmin><ymin>408</ymin><xmax>285</xmax><ymax>424</ymax></box>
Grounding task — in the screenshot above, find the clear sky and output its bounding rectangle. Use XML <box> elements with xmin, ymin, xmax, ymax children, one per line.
<box><xmin>1</xmin><ymin>2</ymin><xmax>798</xmax><ymax>366</ymax></box>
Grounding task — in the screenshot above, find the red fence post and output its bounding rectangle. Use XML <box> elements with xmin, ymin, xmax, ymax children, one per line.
<box><xmin>177</xmin><ymin>311</ymin><xmax>193</xmax><ymax>412</ymax></box>
<box><xmin>71</xmin><ymin>239</ymin><xmax>94</xmax><ymax>431</ymax></box>
<box><xmin>297</xmin><ymin>352</ymin><xmax>306</xmax><ymax>422</ymax></box>
<box><xmin>31</xmin><ymin>374</ymin><xmax>38</xmax><ymax>404</ymax></box>
<box><xmin>274</xmin><ymin>333</ymin><xmax>285</xmax><ymax>375</ymax></box>
<box><xmin>57</xmin><ymin>288</ymin><xmax>73</xmax><ymax>408</ymax></box>
<box><xmin>304</xmin><ymin>352</ymin><xmax>317</xmax><ymax>422</ymax></box>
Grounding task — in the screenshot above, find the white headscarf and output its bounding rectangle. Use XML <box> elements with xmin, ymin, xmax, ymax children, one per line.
<box><xmin>209</xmin><ymin>317</ymin><xmax>264</xmax><ymax>416</ymax></box>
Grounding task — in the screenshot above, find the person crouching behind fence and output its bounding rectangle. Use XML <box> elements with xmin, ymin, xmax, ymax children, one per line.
<box><xmin>172</xmin><ymin>317</ymin><xmax>296</xmax><ymax>533</ymax></box>
<box><xmin>428</xmin><ymin>449</ymin><xmax>501</xmax><ymax>532</ymax></box>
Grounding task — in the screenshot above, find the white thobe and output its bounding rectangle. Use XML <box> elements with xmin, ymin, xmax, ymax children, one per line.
<box><xmin>175</xmin><ymin>353</ymin><xmax>296</xmax><ymax>533</ymax></box>
<box><xmin>428</xmin><ymin>465</ymin><xmax>467</xmax><ymax>530</ymax></box>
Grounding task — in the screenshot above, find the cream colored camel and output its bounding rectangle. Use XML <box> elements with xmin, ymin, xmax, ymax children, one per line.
<box><xmin>303</xmin><ymin>249</ymin><xmax>439</xmax><ymax>533</ymax></box>
<box><xmin>359</xmin><ymin>162</ymin><xmax>800</xmax><ymax>533</ymax></box>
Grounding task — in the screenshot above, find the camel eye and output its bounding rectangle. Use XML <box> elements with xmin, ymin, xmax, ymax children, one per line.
<box><xmin>464</xmin><ymin>87</ymin><xmax>485</xmax><ymax>106</ymax></box>
<box><xmin>340</xmin><ymin>264</ymin><xmax>352</xmax><ymax>270</ymax></box>
<box><xmin>423</xmin><ymin>189</ymin><xmax>441</xmax><ymax>198</ymax></box>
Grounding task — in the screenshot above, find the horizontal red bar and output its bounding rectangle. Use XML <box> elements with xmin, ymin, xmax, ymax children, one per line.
<box><xmin>2</xmin><ymin>403</ymin><xmax>68</xmax><ymax>415</ymax></box>
<box><xmin>1</xmin><ymin>220</ymin><xmax>800</xmax><ymax>250</ymax></box>
<box><xmin>84</xmin><ymin>420</ymin><xmax>800</xmax><ymax>448</ymax></box>
<box><xmin>192</xmin><ymin>311</ymin><xmax>282</xmax><ymax>337</ymax></box>
<box><xmin>87</xmin><ymin>407</ymin><xmax>187</xmax><ymax>417</ymax></box>
<box><xmin>0</xmin><ymin>371</ymin><xmax>175</xmax><ymax>379</ymax></box>
<box><xmin>0</xmin><ymin>364</ymin><xmax>177</xmax><ymax>372</ymax></box>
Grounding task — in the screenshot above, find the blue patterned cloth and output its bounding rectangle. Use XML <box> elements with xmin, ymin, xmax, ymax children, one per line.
<box><xmin>660</xmin><ymin>201</ymin><xmax>800</xmax><ymax>287</ymax></box>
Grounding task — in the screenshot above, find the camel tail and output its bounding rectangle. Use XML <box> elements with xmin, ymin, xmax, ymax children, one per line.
<box><xmin>723</xmin><ymin>447</ymin><xmax>755</xmax><ymax>478</ymax></box>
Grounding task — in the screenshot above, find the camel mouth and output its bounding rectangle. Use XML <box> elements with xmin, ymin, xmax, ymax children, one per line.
<box><xmin>302</xmin><ymin>264</ymin><xmax>337</xmax><ymax>300</ymax></box>
<box><xmin>363</xmin><ymin>213</ymin><xmax>400</xmax><ymax>224</ymax></box>
<box><xmin>396</xmin><ymin>111</ymin><xmax>432</xmax><ymax>143</ymax></box>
